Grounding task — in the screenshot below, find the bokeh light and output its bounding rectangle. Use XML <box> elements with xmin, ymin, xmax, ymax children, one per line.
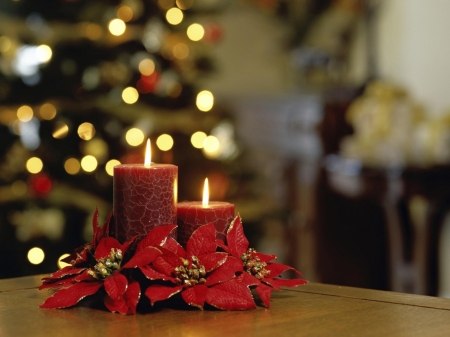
<box><xmin>26</xmin><ymin>157</ymin><xmax>43</xmax><ymax>174</ymax></box>
<box><xmin>176</xmin><ymin>0</ymin><xmax>194</xmax><ymax>10</ymax></box>
<box><xmin>35</xmin><ymin>176</ymin><xmax>52</xmax><ymax>194</ymax></box>
<box><xmin>57</xmin><ymin>254</ymin><xmax>71</xmax><ymax>269</ymax></box>
<box><xmin>203</xmin><ymin>135</ymin><xmax>220</xmax><ymax>153</ymax></box>
<box><xmin>52</xmin><ymin>121</ymin><xmax>69</xmax><ymax>139</ymax></box>
<box><xmin>17</xmin><ymin>105</ymin><xmax>33</xmax><ymax>122</ymax></box>
<box><xmin>126</xmin><ymin>128</ymin><xmax>145</xmax><ymax>146</ymax></box>
<box><xmin>196</xmin><ymin>90</ymin><xmax>214</xmax><ymax>112</ymax></box>
<box><xmin>27</xmin><ymin>247</ymin><xmax>45</xmax><ymax>265</ymax></box>
<box><xmin>83</xmin><ymin>138</ymin><xmax>108</xmax><ymax>163</ymax></box>
<box><xmin>105</xmin><ymin>159</ymin><xmax>121</xmax><ymax>176</ymax></box>
<box><xmin>158</xmin><ymin>0</ymin><xmax>175</xmax><ymax>10</ymax></box>
<box><xmin>81</xmin><ymin>155</ymin><xmax>98</xmax><ymax>172</ymax></box>
<box><xmin>122</xmin><ymin>87</ymin><xmax>139</xmax><ymax>104</ymax></box>
<box><xmin>85</xmin><ymin>23</ymin><xmax>102</xmax><ymax>40</ymax></box>
<box><xmin>173</xmin><ymin>43</ymin><xmax>189</xmax><ymax>59</ymax></box>
<box><xmin>109</xmin><ymin>19</ymin><xmax>126</xmax><ymax>36</ymax></box>
<box><xmin>166</xmin><ymin>8</ymin><xmax>183</xmax><ymax>25</ymax></box>
<box><xmin>187</xmin><ymin>23</ymin><xmax>205</xmax><ymax>41</ymax></box>
<box><xmin>0</xmin><ymin>36</ymin><xmax>12</xmax><ymax>53</ymax></box>
<box><xmin>11</xmin><ymin>180</ymin><xmax>27</xmax><ymax>196</ymax></box>
<box><xmin>36</xmin><ymin>45</ymin><xmax>52</xmax><ymax>63</ymax></box>
<box><xmin>64</xmin><ymin>158</ymin><xmax>81</xmax><ymax>175</ymax></box>
<box><xmin>156</xmin><ymin>134</ymin><xmax>174</xmax><ymax>151</ymax></box>
<box><xmin>117</xmin><ymin>5</ymin><xmax>133</xmax><ymax>22</ymax></box>
<box><xmin>139</xmin><ymin>59</ymin><xmax>155</xmax><ymax>76</ymax></box>
<box><xmin>77</xmin><ymin>122</ymin><xmax>96</xmax><ymax>140</ymax></box>
<box><xmin>191</xmin><ymin>131</ymin><xmax>207</xmax><ymax>148</ymax></box>
<box><xmin>39</xmin><ymin>103</ymin><xmax>57</xmax><ymax>120</ymax></box>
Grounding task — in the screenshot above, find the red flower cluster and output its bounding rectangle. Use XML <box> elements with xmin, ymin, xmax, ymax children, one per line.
<box><xmin>40</xmin><ymin>210</ymin><xmax>307</xmax><ymax>314</ymax></box>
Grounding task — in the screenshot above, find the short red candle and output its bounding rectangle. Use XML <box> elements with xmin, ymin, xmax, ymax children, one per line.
<box><xmin>113</xmin><ymin>164</ymin><xmax>178</xmax><ymax>243</ymax></box>
<box><xmin>177</xmin><ymin>201</ymin><xmax>235</xmax><ymax>247</ymax></box>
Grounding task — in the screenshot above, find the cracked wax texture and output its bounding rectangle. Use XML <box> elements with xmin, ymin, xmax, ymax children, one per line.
<box><xmin>177</xmin><ymin>201</ymin><xmax>235</xmax><ymax>247</ymax></box>
<box><xmin>113</xmin><ymin>164</ymin><xmax>178</xmax><ymax>243</ymax></box>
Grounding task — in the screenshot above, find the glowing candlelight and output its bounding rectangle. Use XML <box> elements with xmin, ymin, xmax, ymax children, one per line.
<box><xmin>202</xmin><ymin>178</ymin><xmax>209</xmax><ymax>207</ymax></box>
<box><xmin>144</xmin><ymin>139</ymin><xmax>151</xmax><ymax>167</ymax></box>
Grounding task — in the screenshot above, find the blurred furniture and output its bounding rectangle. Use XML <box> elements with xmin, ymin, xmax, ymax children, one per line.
<box><xmin>323</xmin><ymin>155</ymin><xmax>450</xmax><ymax>295</ymax></box>
<box><xmin>5</xmin><ymin>275</ymin><xmax>450</xmax><ymax>336</ymax></box>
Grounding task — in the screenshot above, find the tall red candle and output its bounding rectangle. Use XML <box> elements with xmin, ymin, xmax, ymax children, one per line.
<box><xmin>113</xmin><ymin>140</ymin><xmax>177</xmax><ymax>243</ymax></box>
<box><xmin>177</xmin><ymin>178</ymin><xmax>234</xmax><ymax>246</ymax></box>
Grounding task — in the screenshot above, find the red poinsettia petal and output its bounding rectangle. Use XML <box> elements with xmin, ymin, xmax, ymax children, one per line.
<box><xmin>226</xmin><ymin>215</ymin><xmax>249</xmax><ymax>258</ymax></box>
<box><xmin>61</xmin><ymin>245</ymin><xmax>89</xmax><ymax>265</ymax></box>
<box><xmin>71</xmin><ymin>271</ymin><xmax>96</xmax><ymax>282</ymax></box>
<box><xmin>216</xmin><ymin>239</ymin><xmax>229</xmax><ymax>253</ymax></box>
<box><xmin>39</xmin><ymin>277</ymin><xmax>75</xmax><ymax>290</ymax></box>
<box><xmin>206</xmin><ymin>279</ymin><xmax>256</xmax><ymax>310</ymax></box>
<box><xmin>104</xmin><ymin>279</ymin><xmax>141</xmax><ymax>315</ymax></box>
<box><xmin>139</xmin><ymin>265</ymin><xmax>176</xmax><ymax>282</ymax></box>
<box><xmin>152</xmin><ymin>253</ymin><xmax>182</xmax><ymax>276</ymax></box>
<box><xmin>255</xmin><ymin>282</ymin><xmax>274</xmax><ymax>308</ymax></box>
<box><xmin>42</xmin><ymin>266</ymin><xmax>86</xmax><ymax>282</ymax></box>
<box><xmin>104</xmin><ymin>272</ymin><xmax>128</xmax><ymax>300</ymax></box>
<box><xmin>162</xmin><ymin>238</ymin><xmax>186</xmax><ymax>258</ymax></box>
<box><xmin>137</xmin><ymin>225</ymin><xmax>177</xmax><ymax>251</ymax></box>
<box><xmin>145</xmin><ymin>284</ymin><xmax>183</xmax><ymax>305</ymax></box>
<box><xmin>186</xmin><ymin>223</ymin><xmax>217</xmax><ymax>257</ymax></box>
<box><xmin>254</xmin><ymin>252</ymin><xmax>277</xmax><ymax>263</ymax></box>
<box><xmin>122</xmin><ymin>247</ymin><xmax>162</xmax><ymax>269</ymax></box>
<box><xmin>206</xmin><ymin>256</ymin><xmax>242</xmax><ymax>286</ymax></box>
<box><xmin>120</xmin><ymin>236</ymin><xmax>137</xmax><ymax>255</ymax></box>
<box><xmin>265</xmin><ymin>262</ymin><xmax>303</xmax><ymax>278</ymax></box>
<box><xmin>266</xmin><ymin>278</ymin><xmax>308</xmax><ymax>288</ymax></box>
<box><xmin>236</xmin><ymin>271</ymin><xmax>260</xmax><ymax>287</ymax></box>
<box><xmin>181</xmin><ymin>284</ymin><xmax>207</xmax><ymax>309</ymax></box>
<box><xmin>94</xmin><ymin>237</ymin><xmax>122</xmax><ymax>260</ymax></box>
<box><xmin>40</xmin><ymin>281</ymin><xmax>102</xmax><ymax>309</ymax></box>
<box><xmin>198</xmin><ymin>252</ymin><xmax>227</xmax><ymax>272</ymax></box>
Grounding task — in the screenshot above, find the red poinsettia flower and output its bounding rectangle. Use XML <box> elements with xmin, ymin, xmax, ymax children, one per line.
<box><xmin>220</xmin><ymin>215</ymin><xmax>308</xmax><ymax>307</ymax></box>
<box><xmin>39</xmin><ymin>210</ymin><xmax>163</xmax><ymax>315</ymax></box>
<box><xmin>144</xmin><ymin>223</ymin><xmax>256</xmax><ymax>310</ymax></box>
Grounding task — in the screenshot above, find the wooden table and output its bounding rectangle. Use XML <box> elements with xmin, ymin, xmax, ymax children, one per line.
<box><xmin>2</xmin><ymin>275</ymin><xmax>450</xmax><ymax>336</ymax></box>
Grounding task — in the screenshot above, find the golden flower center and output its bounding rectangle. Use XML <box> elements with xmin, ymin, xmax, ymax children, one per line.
<box><xmin>173</xmin><ymin>256</ymin><xmax>207</xmax><ymax>287</ymax></box>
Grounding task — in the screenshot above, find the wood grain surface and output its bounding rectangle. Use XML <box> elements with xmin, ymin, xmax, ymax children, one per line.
<box><xmin>1</xmin><ymin>275</ymin><xmax>450</xmax><ymax>337</ymax></box>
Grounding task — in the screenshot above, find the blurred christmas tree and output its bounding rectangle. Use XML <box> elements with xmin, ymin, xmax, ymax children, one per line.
<box><xmin>0</xmin><ymin>0</ymin><xmax>244</xmax><ymax>278</ymax></box>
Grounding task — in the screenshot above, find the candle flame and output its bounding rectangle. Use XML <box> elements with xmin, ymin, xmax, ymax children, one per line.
<box><xmin>145</xmin><ymin>139</ymin><xmax>151</xmax><ymax>167</ymax></box>
<box><xmin>202</xmin><ymin>178</ymin><xmax>209</xmax><ymax>207</ymax></box>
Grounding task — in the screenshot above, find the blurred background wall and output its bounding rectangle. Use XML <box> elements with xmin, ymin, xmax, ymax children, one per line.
<box><xmin>2</xmin><ymin>0</ymin><xmax>450</xmax><ymax>298</ymax></box>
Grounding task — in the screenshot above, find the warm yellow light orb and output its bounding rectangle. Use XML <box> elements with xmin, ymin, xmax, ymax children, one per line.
<box><xmin>203</xmin><ymin>135</ymin><xmax>220</xmax><ymax>153</ymax></box>
<box><xmin>126</xmin><ymin>128</ymin><xmax>145</xmax><ymax>146</ymax></box>
<box><xmin>81</xmin><ymin>155</ymin><xmax>98</xmax><ymax>172</ymax></box>
<box><xmin>196</xmin><ymin>90</ymin><xmax>214</xmax><ymax>112</ymax></box>
<box><xmin>166</xmin><ymin>8</ymin><xmax>183</xmax><ymax>25</ymax></box>
<box><xmin>191</xmin><ymin>131</ymin><xmax>207</xmax><ymax>149</ymax></box>
<box><xmin>64</xmin><ymin>158</ymin><xmax>81</xmax><ymax>175</ymax></box>
<box><xmin>156</xmin><ymin>134</ymin><xmax>174</xmax><ymax>151</ymax></box>
<box><xmin>105</xmin><ymin>159</ymin><xmax>121</xmax><ymax>176</ymax></box>
<box><xmin>26</xmin><ymin>157</ymin><xmax>43</xmax><ymax>174</ymax></box>
<box><xmin>122</xmin><ymin>87</ymin><xmax>139</xmax><ymax>104</ymax></box>
<box><xmin>39</xmin><ymin>103</ymin><xmax>57</xmax><ymax>120</ymax></box>
<box><xmin>77</xmin><ymin>122</ymin><xmax>96</xmax><ymax>141</ymax></box>
<box><xmin>57</xmin><ymin>254</ymin><xmax>71</xmax><ymax>269</ymax></box>
<box><xmin>187</xmin><ymin>23</ymin><xmax>205</xmax><ymax>41</ymax></box>
<box><xmin>117</xmin><ymin>5</ymin><xmax>133</xmax><ymax>22</ymax></box>
<box><xmin>139</xmin><ymin>59</ymin><xmax>155</xmax><ymax>76</ymax></box>
<box><xmin>36</xmin><ymin>45</ymin><xmax>52</xmax><ymax>63</ymax></box>
<box><xmin>109</xmin><ymin>19</ymin><xmax>126</xmax><ymax>36</ymax></box>
<box><xmin>52</xmin><ymin>122</ymin><xmax>69</xmax><ymax>139</ymax></box>
<box><xmin>17</xmin><ymin>105</ymin><xmax>33</xmax><ymax>122</ymax></box>
<box><xmin>28</xmin><ymin>247</ymin><xmax>45</xmax><ymax>265</ymax></box>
